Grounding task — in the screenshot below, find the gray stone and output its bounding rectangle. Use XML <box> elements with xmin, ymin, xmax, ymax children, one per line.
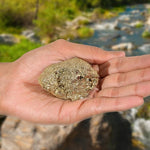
<box><xmin>121</xmin><ymin>26</ymin><xmax>133</xmax><ymax>34</ymax></box>
<box><xmin>118</xmin><ymin>15</ymin><xmax>131</xmax><ymax>21</ymax></box>
<box><xmin>66</xmin><ymin>16</ymin><xmax>91</xmax><ymax>29</ymax></box>
<box><xmin>146</xmin><ymin>17</ymin><xmax>150</xmax><ymax>25</ymax></box>
<box><xmin>22</xmin><ymin>30</ymin><xmax>40</xmax><ymax>42</ymax></box>
<box><xmin>130</xmin><ymin>21</ymin><xmax>144</xmax><ymax>27</ymax></box>
<box><xmin>132</xmin><ymin>118</ymin><xmax>150</xmax><ymax>149</ymax></box>
<box><xmin>112</xmin><ymin>43</ymin><xmax>136</xmax><ymax>51</ymax></box>
<box><xmin>92</xmin><ymin>21</ymin><xmax>121</xmax><ymax>30</ymax></box>
<box><xmin>131</xmin><ymin>10</ymin><xmax>140</xmax><ymax>14</ymax></box>
<box><xmin>0</xmin><ymin>34</ymin><xmax>17</xmax><ymax>44</ymax></box>
<box><xmin>139</xmin><ymin>44</ymin><xmax>150</xmax><ymax>52</ymax></box>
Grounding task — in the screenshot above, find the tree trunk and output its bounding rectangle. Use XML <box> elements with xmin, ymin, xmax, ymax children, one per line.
<box><xmin>35</xmin><ymin>0</ymin><xmax>39</xmax><ymax>20</ymax></box>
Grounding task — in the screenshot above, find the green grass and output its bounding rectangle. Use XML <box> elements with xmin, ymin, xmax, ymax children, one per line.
<box><xmin>0</xmin><ymin>39</ymin><xmax>41</xmax><ymax>62</ymax></box>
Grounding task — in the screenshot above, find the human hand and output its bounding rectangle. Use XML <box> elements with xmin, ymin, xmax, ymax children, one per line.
<box><xmin>0</xmin><ymin>39</ymin><xmax>132</xmax><ymax>124</ymax></box>
<box><xmin>97</xmin><ymin>55</ymin><xmax>150</xmax><ymax>104</ymax></box>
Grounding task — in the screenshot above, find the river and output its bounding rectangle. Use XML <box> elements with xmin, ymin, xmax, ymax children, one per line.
<box><xmin>73</xmin><ymin>4</ymin><xmax>150</xmax><ymax>56</ymax></box>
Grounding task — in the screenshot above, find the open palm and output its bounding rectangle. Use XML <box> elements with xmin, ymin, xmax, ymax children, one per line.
<box><xmin>1</xmin><ymin>40</ymin><xmax>143</xmax><ymax>124</ymax></box>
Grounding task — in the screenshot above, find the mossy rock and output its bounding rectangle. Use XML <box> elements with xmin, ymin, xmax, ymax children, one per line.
<box><xmin>136</xmin><ymin>102</ymin><xmax>150</xmax><ymax>119</ymax></box>
<box><xmin>142</xmin><ymin>30</ymin><xmax>150</xmax><ymax>38</ymax></box>
<box><xmin>78</xmin><ymin>19</ymin><xmax>91</xmax><ymax>26</ymax></box>
<box><xmin>135</xmin><ymin>22</ymin><xmax>144</xmax><ymax>28</ymax></box>
<box><xmin>77</xmin><ymin>27</ymin><xmax>94</xmax><ymax>38</ymax></box>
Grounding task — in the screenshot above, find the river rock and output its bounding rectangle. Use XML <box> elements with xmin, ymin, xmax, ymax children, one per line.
<box><xmin>22</xmin><ymin>30</ymin><xmax>40</xmax><ymax>42</ymax></box>
<box><xmin>0</xmin><ymin>34</ymin><xmax>17</xmax><ymax>44</ymax></box>
<box><xmin>66</xmin><ymin>16</ymin><xmax>91</xmax><ymax>30</ymax></box>
<box><xmin>118</xmin><ymin>15</ymin><xmax>130</xmax><ymax>21</ymax></box>
<box><xmin>139</xmin><ymin>44</ymin><xmax>150</xmax><ymax>52</ymax></box>
<box><xmin>146</xmin><ymin>17</ymin><xmax>150</xmax><ymax>25</ymax></box>
<box><xmin>111</xmin><ymin>43</ymin><xmax>136</xmax><ymax>51</ymax></box>
<box><xmin>130</xmin><ymin>21</ymin><xmax>144</xmax><ymax>28</ymax></box>
<box><xmin>1</xmin><ymin>113</ymin><xmax>133</xmax><ymax>150</ymax></box>
<box><xmin>93</xmin><ymin>21</ymin><xmax>120</xmax><ymax>30</ymax></box>
<box><xmin>132</xmin><ymin>118</ymin><xmax>150</xmax><ymax>149</ymax></box>
<box><xmin>131</xmin><ymin>10</ymin><xmax>140</xmax><ymax>14</ymax></box>
<box><xmin>39</xmin><ymin>57</ymin><xmax>99</xmax><ymax>101</ymax></box>
<box><xmin>121</xmin><ymin>26</ymin><xmax>133</xmax><ymax>34</ymax></box>
<box><xmin>121</xmin><ymin>36</ymin><xmax>128</xmax><ymax>42</ymax></box>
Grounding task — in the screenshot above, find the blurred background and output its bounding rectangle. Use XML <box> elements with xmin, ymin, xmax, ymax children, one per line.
<box><xmin>0</xmin><ymin>0</ymin><xmax>150</xmax><ymax>150</ymax></box>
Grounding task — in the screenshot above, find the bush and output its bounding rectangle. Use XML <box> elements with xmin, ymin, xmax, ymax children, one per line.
<box><xmin>34</xmin><ymin>0</ymin><xmax>79</xmax><ymax>39</ymax></box>
<box><xmin>0</xmin><ymin>39</ymin><xmax>41</xmax><ymax>62</ymax></box>
<box><xmin>0</xmin><ymin>0</ymin><xmax>35</xmax><ymax>28</ymax></box>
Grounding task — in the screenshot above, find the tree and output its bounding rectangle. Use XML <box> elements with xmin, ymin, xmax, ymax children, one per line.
<box><xmin>35</xmin><ymin>0</ymin><xmax>39</xmax><ymax>20</ymax></box>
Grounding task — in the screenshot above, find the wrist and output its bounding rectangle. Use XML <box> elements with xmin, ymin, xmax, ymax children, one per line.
<box><xmin>0</xmin><ymin>62</ymin><xmax>14</xmax><ymax>114</ymax></box>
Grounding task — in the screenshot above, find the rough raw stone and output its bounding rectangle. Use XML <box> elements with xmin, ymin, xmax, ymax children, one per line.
<box><xmin>39</xmin><ymin>57</ymin><xmax>99</xmax><ymax>101</ymax></box>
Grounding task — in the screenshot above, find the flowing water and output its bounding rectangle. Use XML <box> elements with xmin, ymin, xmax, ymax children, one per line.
<box><xmin>73</xmin><ymin>4</ymin><xmax>150</xmax><ymax>149</ymax></box>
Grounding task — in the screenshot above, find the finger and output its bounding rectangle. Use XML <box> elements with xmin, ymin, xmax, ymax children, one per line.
<box><xmin>98</xmin><ymin>81</ymin><xmax>150</xmax><ymax>98</ymax></box>
<box><xmin>50</xmin><ymin>39</ymin><xmax>125</xmax><ymax>64</ymax></box>
<box><xmin>57</xmin><ymin>96</ymin><xmax>143</xmax><ymax>124</ymax></box>
<box><xmin>101</xmin><ymin>68</ymin><xmax>150</xmax><ymax>89</ymax></box>
<box><xmin>99</xmin><ymin>55</ymin><xmax>150</xmax><ymax>77</ymax></box>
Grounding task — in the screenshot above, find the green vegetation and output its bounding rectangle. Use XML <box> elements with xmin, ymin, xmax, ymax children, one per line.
<box><xmin>136</xmin><ymin>102</ymin><xmax>150</xmax><ymax>119</ymax></box>
<box><xmin>142</xmin><ymin>30</ymin><xmax>150</xmax><ymax>38</ymax></box>
<box><xmin>77</xmin><ymin>27</ymin><xmax>94</xmax><ymax>38</ymax></box>
<box><xmin>1</xmin><ymin>0</ymin><xmax>149</xmax><ymax>39</ymax></box>
<box><xmin>0</xmin><ymin>39</ymin><xmax>41</xmax><ymax>62</ymax></box>
<box><xmin>135</xmin><ymin>22</ymin><xmax>144</xmax><ymax>28</ymax></box>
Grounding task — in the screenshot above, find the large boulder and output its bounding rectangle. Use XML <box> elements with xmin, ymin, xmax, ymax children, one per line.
<box><xmin>1</xmin><ymin>113</ymin><xmax>132</xmax><ymax>150</ymax></box>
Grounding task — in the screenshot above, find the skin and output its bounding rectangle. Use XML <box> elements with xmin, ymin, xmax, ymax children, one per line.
<box><xmin>98</xmin><ymin>55</ymin><xmax>150</xmax><ymax>98</ymax></box>
<box><xmin>0</xmin><ymin>39</ymin><xmax>145</xmax><ymax>124</ymax></box>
